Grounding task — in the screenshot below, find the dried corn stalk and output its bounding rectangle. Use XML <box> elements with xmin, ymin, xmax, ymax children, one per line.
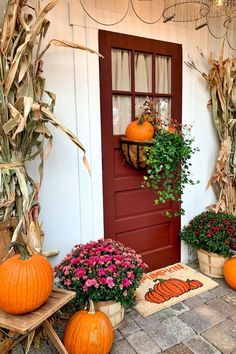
<box><xmin>186</xmin><ymin>49</ymin><xmax>236</xmax><ymax>215</ymax></box>
<box><xmin>0</xmin><ymin>0</ymin><xmax>99</xmax><ymax>254</ymax></box>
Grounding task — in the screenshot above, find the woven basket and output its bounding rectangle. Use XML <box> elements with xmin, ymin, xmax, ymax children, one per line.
<box><xmin>94</xmin><ymin>300</ymin><xmax>125</xmax><ymax>329</ymax></box>
<box><xmin>197</xmin><ymin>248</ymin><xmax>229</xmax><ymax>278</ymax></box>
<box><xmin>120</xmin><ymin>137</ymin><xmax>154</xmax><ymax>170</ymax></box>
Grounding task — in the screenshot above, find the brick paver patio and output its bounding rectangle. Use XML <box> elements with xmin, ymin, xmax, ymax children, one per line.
<box><xmin>11</xmin><ymin>272</ymin><xmax>236</xmax><ymax>353</ymax></box>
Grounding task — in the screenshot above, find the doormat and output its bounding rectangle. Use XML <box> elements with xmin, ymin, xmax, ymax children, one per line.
<box><xmin>134</xmin><ymin>263</ymin><xmax>218</xmax><ymax>317</ymax></box>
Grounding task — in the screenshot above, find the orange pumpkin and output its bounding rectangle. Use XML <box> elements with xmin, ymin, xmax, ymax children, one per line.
<box><xmin>154</xmin><ymin>278</ymin><xmax>189</xmax><ymax>297</ymax></box>
<box><xmin>0</xmin><ymin>242</ymin><xmax>53</xmax><ymax>314</ymax></box>
<box><xmin>224</xmin><ymin>257</ymin><xmax>236</xmax><ymax>289</ymax></box>
<box><xmin>64</xmin><ymin>299</ymin><xmax>113</xmax><ymax>354</ymax></box>
<box><xmin>187</xmin><ymin>279</ymin><xmax>203</xmax><ymax>290</ymax></box>
<box><xmin>125</xmin><ymin>116</ymin><xmax>154</xmax><ymax>141</ymax></box>
<box><xmin>145</xmin><ymin>290</ymin><xmax>170</xmax><ymax>304</ymax></box>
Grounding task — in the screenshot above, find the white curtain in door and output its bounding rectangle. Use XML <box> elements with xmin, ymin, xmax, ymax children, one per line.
<box><xmin>156</xmin><ymin>56</ymin><xmax>171</xmax><ymax>94</ymax></box>
<box><xmin>112</xmin><ymin>95</ymin><xmax>131</xmax><ymax>135</ymax></box>
<box><xmin>112</xmin><ymin>49</ymin><xmax>131</xmax><ymax>91</ymax></box>
<box><xmin>135</xmin><ymin>53</ymin><xmax>152</xmax><ymax>92</ymax></box>
<box><xmin>112</xmin><ymin>49</ymin><xmax>131</xmax><ymax>135</ymax></box>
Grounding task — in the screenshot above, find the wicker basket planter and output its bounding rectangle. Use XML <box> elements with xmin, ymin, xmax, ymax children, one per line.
<box><xmin>94</xmin><ymin>300</ymin><xmax>125</xmax><ymax>329</ymax></box>
<box><xmin>197</xmin><ymin>248</ymin><xmax>229</xmax><ymax>278</ymax></box>
<box><xmin>120</xmin><ymin>137</ymin><xmax>154</xmax><ymax>170</ymax></box>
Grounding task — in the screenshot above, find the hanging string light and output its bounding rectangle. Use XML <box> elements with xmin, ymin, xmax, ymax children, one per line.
<box><xmin>78</xmin><ymin>0</ymin><xmax>130</xmax><ymax>26</ymax></box>
<box><xmin>203</xmin><ymin>1</ymin><xmax>228</xmax><ymax>38</ymax></box>
<box><xmin>162</xmin><ymin>0</ymin><xmax>210</xmax><ymax>22</ymax></box>
<box><xmin>130</xmin><ymin>0</ymin><xmax>162</xmax><ymax>24</ymax></box>
<box><xmin>77</xmin><ymin>0</ymin><xmax>236</xmax><ymax>50</ymax></box>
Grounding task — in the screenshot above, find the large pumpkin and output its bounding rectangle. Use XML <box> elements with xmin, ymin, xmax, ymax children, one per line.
<box><xmin>125</xmin><ymin>116</ymin><xmax>154</xmax><ymax>141</ymax></box>
<box><xmin>0</xmin><ymin>242</ymin><xmax>53</xmax><ymax>314</ymax></box>
<box><xmin>64</xmin><ymin>299</ymin><xmax>113</xmax><ymax>354</ymax></box>
<box><xmin>154</xmin><ymin>278</ymin><xmax>190</xmax><ymax>297</ymax></box>
<box><xmin>224</xmin><ymin>257</ymin><xmax>236</xmax><ymax>289</ymax></box>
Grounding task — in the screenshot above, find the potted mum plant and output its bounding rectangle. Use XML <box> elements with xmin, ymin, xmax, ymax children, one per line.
<box><xmin>180</xmin><ymin>211</ymin><xmax>236</xmax><ymax>278</ymax></box>
<box><xmin>54</xmin><ymin>239</ymin><xmax>147</xmax><ymax>329</ymax></box>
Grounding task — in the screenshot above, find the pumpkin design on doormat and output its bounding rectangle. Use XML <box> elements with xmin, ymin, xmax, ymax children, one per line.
<box><xmin>135</xmin><ymin>263</ymin><xmax>218</xmax><ymax>317</ymax></box>
<box><xmin>145</xmin><ymin>278</ymin><xmax>203</xmax><ymax>304</ymax></box>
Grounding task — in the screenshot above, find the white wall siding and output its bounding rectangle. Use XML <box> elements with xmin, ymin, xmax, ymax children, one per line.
<box><xmin>39</xmin><ymin>2</ymin><xmax>82</xmax><ymax>264</ymax></box>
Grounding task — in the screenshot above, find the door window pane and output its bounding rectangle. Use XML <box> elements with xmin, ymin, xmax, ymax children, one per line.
<box><xmin>113</xmin><ymin>95</ymin><xmax>131</xmax><ymax>135</ymax></box>
<box><xmin>155</xmin><ymin>56</ymin><xmax>171</xmax><ymax>94</ymax></box>
<box><xmin>135</xmin><ymin>96</ymin><xmax>171</xmax><ymax>123</ymax></box>
<box><xmin>135</xmin><ymin>53</ymin><xmax>152</xmax><ymax>92</ymax></box>
<box><xmin>112</xmin><ymin>49</ymin><xmax>131</xmax><ymax>91</ymax></box>
<box><xmin>157</xmin><ymin>98</ymin><xmax>171</xmax><ymax>124</ymax></box>
<box><xmin>135</xmin><ymin>96</ymin><xmax>157</xmax><ymax>117</ymax></box>
<box><xmin>135</xmin><ymin>96</ymin><xmax>148</xmax><ymax>117</ymax></box>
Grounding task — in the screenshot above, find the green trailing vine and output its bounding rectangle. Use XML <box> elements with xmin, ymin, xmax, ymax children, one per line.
<box><xmin>143</xmin><ymin>128</ymin><xmax>199</xmax><ymax>216</ymax></box>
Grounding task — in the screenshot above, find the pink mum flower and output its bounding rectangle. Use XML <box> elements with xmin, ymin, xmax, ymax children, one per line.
<box><xmin>106</xmin><ymin>277</ymin><xmax>115</xmax><ymax>288</ymax></box>
<box><xmin>71</xmin><ymin>257</ymin><xmax>80</xmax><ymax>265</ymax></box>
<box><xmin>122</xmin><ymin>278</ymin><xmax>132</xmax><ymax>287</ymax></box>
<box><xmin>64</xmin><ymin>279</ymin><xmax>71</xmax><ymax>286</ymax></box>
<box><xmin>104</xmin><ymin>245</ymin><xmax>115</xmax><ymax>253</ymax></box>
<box><xmin>127</xmin><ymin>271</ymin><xmax>134</xmax><ymax>280</ymax></box>
<box><xmin>98</xmin><ymin>268</ymin><xmax>106</xmax><ymax>276</ymax></box>
<box><xmin>85</xmin><ymin>278</ymin><xmax>98</xmax><ymax>288</ymax></box>
<box><xmin>98</xmin><ymin>277</ymin><xmax>107</xmax><ymax>285</ymax></box>
<box><xmin>75</xmin><ymin>267</ymin><xmax>86</xmax><ymax>278</ymax></box>
<box><xmin>107</xmin><ymin>264</ymin><xmax>116</xmax><ymax>272</ymax></box>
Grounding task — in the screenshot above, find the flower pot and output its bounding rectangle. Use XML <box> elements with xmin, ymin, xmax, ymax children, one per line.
<box><xmin>94</xmin><ymin>301</ymin><xmax>125</xmax><ymax>329</ymax></box>
<box><xmin>197</xmin><ymin>248</ymin><xmax>229</xmax><ymax>278</ymax></box>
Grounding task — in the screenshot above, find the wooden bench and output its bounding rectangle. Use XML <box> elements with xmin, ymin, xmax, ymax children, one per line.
<box><xmin>0</xmin><ymin>288</ymin><xmax>76</xmax><ymax>353</ymax></box>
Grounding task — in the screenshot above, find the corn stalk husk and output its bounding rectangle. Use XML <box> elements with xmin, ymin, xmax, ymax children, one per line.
<box><xmin>186</xmin><ymin>49</ymin><xmax>236</xmax><ymax>215</ymax></box>
<box><xmin>0</xmin><ymin>0</ymin><xmax>99</xmax><ymax>256</ymax></box>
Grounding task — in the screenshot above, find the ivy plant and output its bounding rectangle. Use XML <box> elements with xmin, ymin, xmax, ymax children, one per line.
<box><xmin>143</xmin><ymin>128</ymin><xmax>199</xmax><ymax>216</ymax></box>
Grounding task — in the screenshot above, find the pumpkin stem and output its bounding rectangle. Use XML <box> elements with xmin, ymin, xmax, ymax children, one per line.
<box><xmin>137</xmin><ymin>115</ymin><xmax>145</xmax><ymax>125</ymax></box>
<box><xmin>153</xmin><ymin>278</ymin><xmax>165</xmax><ymax>283</ymax></box>
<box><xmin>84</xmin><ymin>300</ymin><xmax>88</xmax><ymax>310</ymax></box>
<box><xmin>88</xmin><ymin>299</ymin><xmax>95</xmax><ymax>315</ymax></box>
<box><xmin>8</xmin><ymin>242</ymin><xmax>30</xmax><ymax>260</ymax></box>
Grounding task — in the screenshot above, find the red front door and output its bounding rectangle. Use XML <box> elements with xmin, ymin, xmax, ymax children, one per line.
<box><xmin>99</xmin><ymin>30</ymin><xmax>182</xmax><ymax>271</ymax></box>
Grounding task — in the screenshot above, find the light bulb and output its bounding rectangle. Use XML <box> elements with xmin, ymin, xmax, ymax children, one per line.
<box><xmin>216</xmin><ymin>0</ymin><xmax>223</xmax><ymax>6</ymax></box>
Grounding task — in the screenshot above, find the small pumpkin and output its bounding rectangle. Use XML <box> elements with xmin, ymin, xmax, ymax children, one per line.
<box><xmin>0</xmin><ymin>242</ymin><xmax>53</xmax><ymax>314</ymax></box>
<box><xmin>224</xmin><ymin>257</ymin><xmax>236</xmax><ymax>289</ymax></box>
<box><xmin>154</xmin><ymin>278</ymin><xmax>190</xmax><ymax>297</ymax></box>
<box><xmin>145</xmin><ymin>289</ymin><xmax>170</xmax><ymax>304</ymax></box>
<box><xmin>187</xmin><ymin>279</ymin><xmax>203</xmax><ymax>290</ymax></box>
<box><xmin>64</xmin><ymin>299</ymin><xmax>113</xmax><ymax>354</ymax></box>
<box><xmin>125</xmin><ymin>116</ymin><xmax>154</xmax><ymax>141</ymax></box>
